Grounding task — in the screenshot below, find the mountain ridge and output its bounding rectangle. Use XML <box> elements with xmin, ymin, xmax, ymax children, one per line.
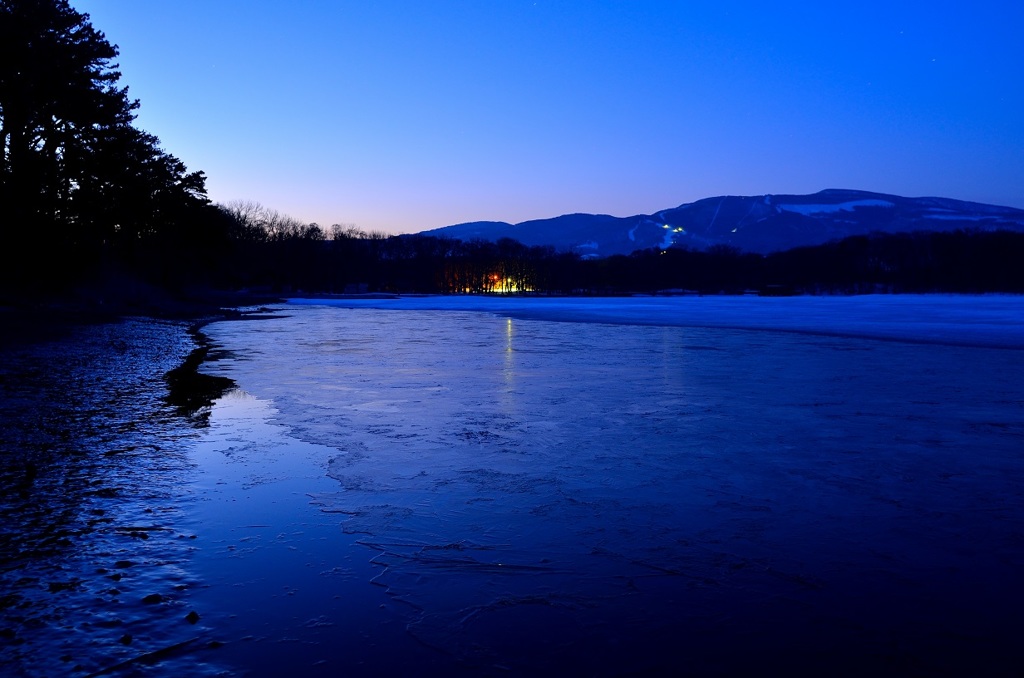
<box><xmin>418</xmin><ymin>190</ymin><xmax>1024</xmax><ymax>257</ymax></box>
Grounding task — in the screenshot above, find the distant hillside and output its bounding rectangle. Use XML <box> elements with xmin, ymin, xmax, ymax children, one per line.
<box><xmin>419</xmin><ymin>190</ymin><xmax>1024</xmax><ymax>256</ymax></box>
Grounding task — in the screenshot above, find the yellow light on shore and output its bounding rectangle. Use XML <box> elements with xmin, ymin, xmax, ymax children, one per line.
<box><xmin>489</xmin><ymin>275</ymin><xmax>531</xmax><ymax>294</ymax></box>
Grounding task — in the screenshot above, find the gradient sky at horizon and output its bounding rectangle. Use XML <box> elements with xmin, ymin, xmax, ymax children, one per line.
<box><xmin>72</xmin><ymin>1</ymin><xmax>1023</xmax><ymax>234</ymax></box>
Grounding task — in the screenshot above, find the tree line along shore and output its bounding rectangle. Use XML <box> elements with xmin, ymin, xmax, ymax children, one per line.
<box><xmin>3</xmin><ymin>0</ymin><xmax>1023</xmax><ymax>321</ymax></box>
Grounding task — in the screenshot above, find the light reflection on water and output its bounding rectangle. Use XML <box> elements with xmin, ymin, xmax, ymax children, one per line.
<box><xmin>193</xmin><ymin>304</ymin><xmax>1024</xmax><ymax>675</ymax></box>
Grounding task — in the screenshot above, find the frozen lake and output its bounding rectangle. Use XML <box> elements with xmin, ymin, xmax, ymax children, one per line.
<box><xmin>187</xmin><ymin>295</ymin><xmax>1024</xmax><ymax>675</ymax></box>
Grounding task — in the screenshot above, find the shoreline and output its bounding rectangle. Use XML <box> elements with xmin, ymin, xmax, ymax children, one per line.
<box><xmin>7</xmin><ymin>287</ymin><xmax>1022</xmax><ymax>349</ymax></box>
<box><xmin>0</xmin><ymin>288</ymin><xmax>285</xmax><ymax>351</ymax></box>
<box><xmin>0</xmin><ymin>312</ymin><xmax>235</xmax><ymax>676</ymax></box>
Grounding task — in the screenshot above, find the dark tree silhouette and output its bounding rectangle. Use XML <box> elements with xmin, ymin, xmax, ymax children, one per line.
<box><xmin>1</xmin><ymin>0</ymin><xmax>214</xmax><ymax>294</ymax></box>
<box><xmin>1</xmin><ymin>0</ymin><xmax>124</xmax><ymax>219</ymax></box>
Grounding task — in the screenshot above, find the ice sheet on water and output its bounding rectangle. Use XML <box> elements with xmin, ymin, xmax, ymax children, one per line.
<box><xmin>288</xmin><ymin>293</ymin><xmax>1024</xmax><ymax>348</ymax></box>
<box><xmin>201</xmin><ymin>298</ymin><xmax>1024</xmax><ymax>673</ymax></box>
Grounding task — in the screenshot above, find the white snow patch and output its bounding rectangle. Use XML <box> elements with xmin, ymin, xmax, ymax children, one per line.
<box><xmin>923</xmin><ymin>213</ymin><xmax>999</xmax><ymax>221</ymax></box>
<box><xmin>628</xmin><ymin>225</ymin><xmax>638</xmax><ymax>242</ymax></box>
<box><xmin>777</xmin><ymin>199</ymin><xmax>894</xmax><ymax>215</ymax></box>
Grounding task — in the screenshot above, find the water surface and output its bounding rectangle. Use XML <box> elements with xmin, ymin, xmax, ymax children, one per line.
<box><xmin>189</xmin><ymin>298</ymin><xmax>1024</xmax><ymax>675</ymax></box>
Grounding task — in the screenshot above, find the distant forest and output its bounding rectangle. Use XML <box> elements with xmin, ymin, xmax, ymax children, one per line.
<box><xmin>192</xmin><ymin>221</ymin><xmax>1024</xmax><ymax>296</ymax></box>
<box><xmin>3</xmin><ymin>0</ymin><xmax>1023</xmax><ymax>305</ymax></box>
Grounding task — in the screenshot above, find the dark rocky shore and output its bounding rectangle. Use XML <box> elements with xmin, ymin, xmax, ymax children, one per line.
<box><xmin>1</xmin><ymin>280</ymin><xmax>283</xmax><ymax>348</ymax></box>
<box><xmin>0</xmin><ymin>282</ymin><xmax>284</xmax><ymax>676</ymax></box>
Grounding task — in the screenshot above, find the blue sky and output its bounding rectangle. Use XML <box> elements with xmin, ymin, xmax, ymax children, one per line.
<box><xmin>73</xmin><ymin>1</ymin><xmax>1024</xmax><ymax>234</ymax></box>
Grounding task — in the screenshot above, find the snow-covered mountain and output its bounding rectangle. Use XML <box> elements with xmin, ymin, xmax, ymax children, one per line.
<box><xmin>419</xmin><ymin>189</ymin><xmax>1024</xmax><ymax>256</ymax></box>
